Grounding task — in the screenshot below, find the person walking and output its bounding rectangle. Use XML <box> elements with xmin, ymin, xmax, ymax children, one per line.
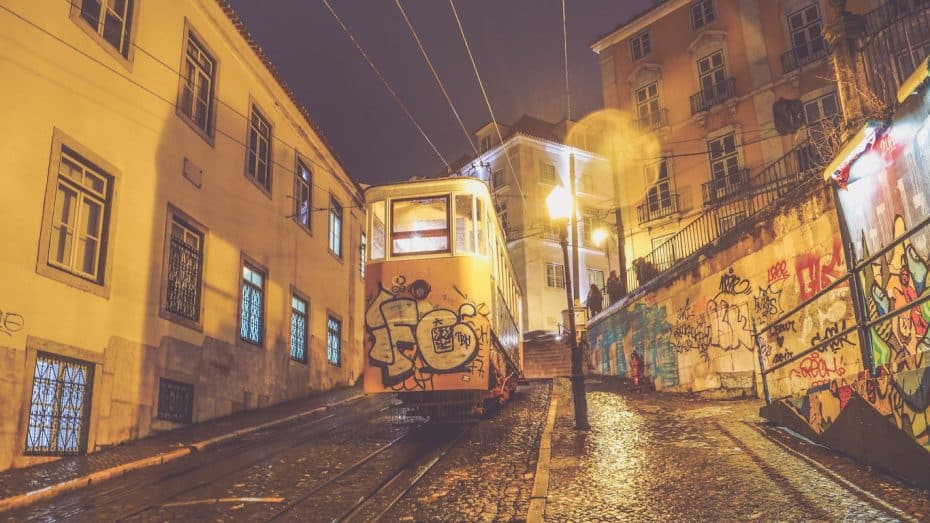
<box><xmin>606</xmin><ymin>270</ymin><xmax>623</xmax><ymax>305</ymax></box>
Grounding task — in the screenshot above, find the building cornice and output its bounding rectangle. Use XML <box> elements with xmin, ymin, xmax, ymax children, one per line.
<box><xmin>479</xmin><ymin>133</ymin><xmax>608</xmax><ymax>165</ymax></box>
<box><xmin>591</xmin><ymin>0</ymin><xmax>689</xmax><ymax>54</ymax></box>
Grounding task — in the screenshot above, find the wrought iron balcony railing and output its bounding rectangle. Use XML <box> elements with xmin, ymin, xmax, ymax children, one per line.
<box><xmin>636</xmin><ymin>193</ymin><xmax>680</xmax><ymax>224</ymax></box>
<box><xmin>636</xmin><ymin>108</ymin><xmax>668</xmax><ymax>132</ymax></box>
<box><xmin>780</xmin><ymin>41</ymin><xmax>828</xmax><ymax>74</ymax></box>
<box><xmin>689</xmin><ymin>78</ymin><xmax>736</xmax><ymax>115</ymax></box>
<box><xmin>701</xmin><ymin>168</ymin><xmax>750</xmax><ymax>206</ymax></box>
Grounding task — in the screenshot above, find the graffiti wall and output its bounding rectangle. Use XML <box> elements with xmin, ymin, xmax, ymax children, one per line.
<box><xmin>363</xmin><ymin>257</ymin><xmax>496</xmax><ymax>393</ymax></box>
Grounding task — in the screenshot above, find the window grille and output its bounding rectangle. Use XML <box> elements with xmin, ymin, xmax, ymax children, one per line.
<box><xmin>165</xmin><ymin>218</ymin><xmax>203</xmax><ymax>322</ymax></box>
<box><xmin>240</xmin><ymin>263</ymin><xmax>264</xmax><ymax>345</ymax></box>
<box><xmin>327</xmin><ymin>315</ymin><xmax>341</xmax><ymax>365</ymax></box>
<box><xmin>247</xmin><ymin>106</ymin><xmax>272</xmax><ymax>190</ymax></box>
<box><xmin>26</xmin><ymin>354</ymin><xmax>94</xmax><ymax>455</ymax></box>
<box><xmin>157</xmin><ymin>378</ymin><xmax>194</xmax><ymax>424</ymax></box>
<box><xmin>290</xmin><ymin>295</ymin><xmax>308</xmax><ymax>362</ymax></box>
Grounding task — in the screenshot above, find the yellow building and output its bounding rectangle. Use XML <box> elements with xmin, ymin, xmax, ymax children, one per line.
<box><xmin>0</xmin><ymin>0</ymin><xmax>365</xmax><ymax>471</ymax></box>
<box><xmin>591</xmin><ymin>0</ymin><xmax>881</xmax><ymax>283</ymax></box>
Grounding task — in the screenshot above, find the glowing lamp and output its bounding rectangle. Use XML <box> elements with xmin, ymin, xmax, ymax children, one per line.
<box><xmin>592</xmin><ymin>227</ymin><xmax>608</xmax><ymax>247</ymax></box>
<box><xmin>822</xmin><ymin>120</ymin><xmax>884</xmax><ymax>188</ymax></box>
<box><xmin>547</xmin><ymin>186</ymin><xmax>572</xmax><ymax>221</ymax></box>
<box><xmin>897</xmin><ymin>54</ymin><xmax>930</xmax><ymax>104</ymax></box>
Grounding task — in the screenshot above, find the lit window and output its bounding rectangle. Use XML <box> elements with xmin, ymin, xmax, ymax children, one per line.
<box><xmin>164</xmin><ymin>215</ymin><xmax>204</xmax><ymax>323</ymax></box>
<box><xmin>691</xmin><ymin>0</ymin><xmax>716</xmax><ymax>29</ymax></box>
<box><xmin>546</xmin><ymin>263</ymin><xmax>565</xmax><ymax>288</ymax></box>
<box><xmin>588</xmin><ymin>268</ymin><xmax>605</xmax><ymax>290</ymax></box>
<box><xmin>327</xmin><ymin>315</ymin><xmax>342</xmax><ymax>366</ymax></box>
<box><xmin>329</xmin><ymin>197</ymin><xmax>343</xmax><ymax>257</ymax></box>
<box><xmin>541</xmin><ymin>164</ymin><xmax>557</xmax><ymax>184</ymax></box>
<box><xmin>630</xmin><ymin>31</ymin><xmax>651</xmax><ymax>60</ymax></box>
<box><xmin>391</xmin><ymin>196</ymin><xmax>450</xmax><ymax>256</ymax></box>
<box><xmin>178</xmin><ymin>31</ymin><xmax>216</xmax><ymax>138</ymax></box>
<box><xmin>360</xmin><ymin>231</ymin><xmax>367</xmax><ymax>278</ymax></box>
<box><xmin>370</xmin><ymin>201</ymin><xmax>386</xmax><ymax>260</ymax></box>
<box><xmin>580</xmin><ymin>173</ymin><xmax>594</xmax><ymax>193</ymax></box>
<box><xmin>26</xmin><ymin>354</ymin><xmax>94</xmax><ymax>455</ymax></box>
<box><xmin>239</xmin><ymin>261</ymin><xmax>265</xmax><ymax>346</ymax></box>
<box><xmin>455</xmin><ymin>195</ymin><xmax>476</xmax><ymax>254</ymax></box>
<box><xmin>246</xmin><ymin>106</ymin><xmax>272</xmax><ymax>192</ymax></box>
<box><xmin>290</xmin><ymin>295</ymin><xmax>308</xmax><ymax>363</ymax></box>
<box><xmin>77</xmin><ymin>0</ymin><xmax>134</xmax><ymax>58</ymax></box>
<box><xmin>295</xmin><ymin>159</ymin><xmax>311</xmax><ymax>230</ymax></box>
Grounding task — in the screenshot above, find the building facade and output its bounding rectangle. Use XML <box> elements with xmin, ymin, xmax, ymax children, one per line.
<box><xmin>466</xmin><ymin>116</ymin><xmax>615</xmax><ymax>335</ymax></box>
<box><xmin>591</xmin><ymin>0</ymin><xmax>882</xmax><ymax>286</ymax></box>
<box><xmin>0</xmin><ymin>0</ymin><xmax>365</xmax><ymax>471</ymax></box>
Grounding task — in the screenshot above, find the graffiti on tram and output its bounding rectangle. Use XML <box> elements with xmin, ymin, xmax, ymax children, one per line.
<box><xmin>365</xmin><ymin>275</ymin><xmax>490</xmax><ymax>390</ymax></box>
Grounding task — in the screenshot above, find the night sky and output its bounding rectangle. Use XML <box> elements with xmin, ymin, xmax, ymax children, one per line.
<box><xmin>226</xmin><ymin>0</ymin><xmax>652</xmax><ymax>185</ymax></box>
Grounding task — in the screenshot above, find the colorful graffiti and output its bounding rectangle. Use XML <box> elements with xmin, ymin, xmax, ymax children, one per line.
<box><xmin>795</xmin><ymin>236</ymin><xmax>845</xmax><ymax>301</ymax></box>
<box><xmin>588</xmin><ymin>302</ymin><xmax>678</xmax><ymax>388</ymax></box>
<box><xmin>670</xmin><ymin>296</ymin><xmax>753</xmax><ymax>361</ymax></box>
<box><xmin>365</xmin><ymin>276</ymin><xmax>489</xmax><ymax>390</ymax></box>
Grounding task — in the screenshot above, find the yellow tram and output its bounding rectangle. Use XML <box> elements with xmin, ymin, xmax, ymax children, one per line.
<box><xmin>363</xmin><ymin>177</ymin><xmax>523</xmax><ymax>420</ymax></box>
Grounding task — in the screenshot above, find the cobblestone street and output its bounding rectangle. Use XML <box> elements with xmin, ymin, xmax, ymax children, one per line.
<box><xmin>546</xmin><ymin>379</ymin><xmax>930</xmax><ymax>522</ymax></box>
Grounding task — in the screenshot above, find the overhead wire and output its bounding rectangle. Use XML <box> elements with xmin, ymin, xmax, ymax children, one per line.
<box><xmin>320</xmin><ymin>0</ymin><xmax>451</xmax><ymax>172</ymax></box>
<box><xmin>393</xmin><ymin>0</ymin><xmax>479</xmax><ymax>158</ymax></box>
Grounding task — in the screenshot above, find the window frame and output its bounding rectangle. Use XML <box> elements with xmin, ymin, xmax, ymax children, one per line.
<box><xmin>629</xmin><ymin>30</ymin><xmax>651</xmax><ymax>61</ymax></box>
<box><xmin>237</xmin><ymin>254</ymin><xmax>267</xmax><ymax>348</ymax></box>
<box><xmin>159</xmin><ymin>205</ymin><xmax>207</xmax><ymax>331</ymax></box>
<box><xmin>36</xmin><ymin>129</ymin><xmax>120</xmax><ymax>299</ymax></box>
<box><xmin>786</xmin><ymin>4</ymin><xmax>825</xmax><ymax>63</ymax></box>
<box><xmin>24</xmin><ymin>351</ymin><xmax>96</xmax><ymax>456</ymax></box>
<box><xmin>645</xmin><ymin>159</ymin><xmax>675</xmax><ymax>212</ymax></box>
<box><xmin>245</xmin><ymin>101</ymin><xmax>273</xmax><ymax>196</ymax></box>
<box><xmin>175</xmin><ymin>21</ymin><xmax>218</xmax><ymax>145</ymax></box>
<box><xmin>541</xmin><ymin>163</ymin><xmax>558</xmax><ymax>184</ymax></box>
<box><xmin>635</xmin><ymin>82</ymin><xmax>662</xmax><ymax>125</ymax></box>
<box><xmin>389</xmin><ymin>195</ymin><xmax>452</xmax><ymax>257</ymax></box>
<box><xmin>294</xmin><ymin>155</ymin><xmax>313</xmax><ymax>233</ymax></box>
<box><xmin>329</xmin><ymin>194</ymin><xmax>344</xmax><ymax>259</ymax></box>
<box><xmin>156</xmin><ymin>377</ymin><xmax>195</xmax><ymax>424</ymax></box>
<box><xmin>691</xmin><ymin>0</ymin><xmax>717</xmax><ymax>29</ymax></box>
<box><xmin>326</xmin><ymin>312</ymin><xmax>342</xmax><ymax>366</ymax></box>
<box><xmin>587</xmin><ymin>267</ymin><xmax>605</xmax><ymax>290</ymax></box>
<box><xmin>546</xmin><ymin>262</ymin><xmax>565</xmax><ymax>288</ymax></box>
<box><xmin>289</xmin><ymin>289</ymin><xmax>309</xmax><ymax>364</ymax></box>
<box><xmin>70</xmin><ymin>0</ymin><xmax>138</xmax><ymax>67</ymax></box>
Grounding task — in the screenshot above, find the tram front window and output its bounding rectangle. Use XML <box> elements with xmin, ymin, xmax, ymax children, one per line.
<box><xmin>455</xmin><ymin>194</ymin><xmax>475</xmax><ymax>254</ymax></box>
<box><xmin>391</xmin><ymin>196</ymin><xmax>450</xmax><ymax>255</ymax></box>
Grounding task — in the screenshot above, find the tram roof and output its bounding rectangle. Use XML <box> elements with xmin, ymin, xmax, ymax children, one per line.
<box><xmin>363</xmin><ymin>176</ymin><xmax>492</xmax><ymax>202</ymax></box>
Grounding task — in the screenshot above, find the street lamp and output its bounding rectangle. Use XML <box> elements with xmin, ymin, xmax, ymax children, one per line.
<box><xmin>592</xmin><ymin>227</ymin><xmax>611</xmax><ymax>270</ymax></box>
<box><xmin>546</xmin><ymin>186</ymin><xmax>590</xmax><ymax>430</ymax></box>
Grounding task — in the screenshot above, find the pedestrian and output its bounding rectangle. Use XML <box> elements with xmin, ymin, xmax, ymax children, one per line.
<box><xmin>629</xmin><ymin>350</ymin><xmax>642</xmax><ymax>386</ymax></box>
<box><xmin>586</xmin><ymin>284</ymin><xmax>603</xmax><ymax>317</ymax></box>
<box><xmin>606</xmin><ymin>270</ymin><xmax>623</xmax><ymax>305</ymax></box>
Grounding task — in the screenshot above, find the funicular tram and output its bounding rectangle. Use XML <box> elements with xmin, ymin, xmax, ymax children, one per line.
<box><xmin>362</xmin><ymin>177</ymin><xmax>523</xmax><ymax>422</ymax></box>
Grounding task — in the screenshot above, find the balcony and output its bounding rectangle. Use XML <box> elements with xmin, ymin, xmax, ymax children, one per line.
<box><xmin>701</xmin><ymin>168</ymin><xmax>750</xmax><ymax>206</ymax></box>
<box><xmin>689</xmin><ymin>78</ymin><xmax>736</xmax><ymax>115</ymax></box>
<box><xmin>780</xmin><ymin>42</ymin><xmax>828</xmax><ymax>74</ymax></box>
<box><xmin>637</xmin><ymin>193</ymin><xmax>680</xmax><ymax>224</ymax></box>
<box><xmin>636</xmin><ymin>108</ymin><xmax>668</xmax><ymax>132</ymax></box>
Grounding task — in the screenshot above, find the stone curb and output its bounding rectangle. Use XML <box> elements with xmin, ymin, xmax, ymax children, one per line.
<box><xmin>0</xmin><ymin>393</ymin><xmax>364</xmax><ymax>514</ymax></box>
<box><xmin>527</xmin><ymin>381</ymin><xmax>559</xmax><ymax>523</ymax></box>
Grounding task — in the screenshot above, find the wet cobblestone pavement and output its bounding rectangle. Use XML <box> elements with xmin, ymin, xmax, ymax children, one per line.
<box><xmin>546</xmin><ymin>378</ymin><xmax>930</xmax><ymax>522</ymax></box>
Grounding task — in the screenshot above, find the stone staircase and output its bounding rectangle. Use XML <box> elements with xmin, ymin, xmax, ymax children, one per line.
<box><xmin>522</xmin><ymin>334</ymin><xmax>573</xmax><ymax>378</ymax></box>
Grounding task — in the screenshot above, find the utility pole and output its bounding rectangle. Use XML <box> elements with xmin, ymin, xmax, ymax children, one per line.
<box><xmin>569</xmin><ymin>151</ymin><xmax>580</xmax><ymax>298</ymax></box>
<box><xmin>610</xmin><ymin>138</ymin><xmax>629</xmax><ymax>297</ymax></box>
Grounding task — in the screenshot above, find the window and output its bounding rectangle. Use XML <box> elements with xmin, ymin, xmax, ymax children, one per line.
<box><xmin>698</xmin><ymin>50</ymin><xmax>727</xmax><ymax>97</ymax></box>
<box><xmin>76</xmin><ymin>0</ymin><xmax>134</xmax><ymax>59</ymax></box>
<box><xmin>45</xmin><ymin>148</ymin><xmax>112</xmax><ymax>285</ymax></box>
<box><xmin>787</xmin><ymin>5</ymin><xmax>825</xmax><ymax>64</ymax></box>
<box><xmin>588</xmin><ymin>268</ymin><xmax>605</xmax><ymax>290</ymax></box>
<box><xmin>691</xmin><ymin>0</ymin><xmax>716</xmax><ymax>29</ymax></box>
<box><xmin>804</xmin><ymin>92</ymin><xmax>840</xmax><ymax>145</ymax></box>
<box><xmin>246</xmin><ymin>105</ymin><xmax>272</xmax><ymax>192</ymax></box>
<box><xmin>546</xmin><ymin>263</ymin><xmax>565</xmax><ymax>288</ymax></box>
<box><xmin>707</xmin><ymin>133</ymin><xmax>744</xmax><ymax>201</ymax></box>
<box><xmin>455</xmin><ymin>195</ymin><xmax>476</xmax><ymax>254</ymax></box>
<box><xmin>360</xmin><ymin>231</ymin><xmax>367</xmax><ymax>278</ymax></box>
<box><xmin>492</xmin><ymin>169</ymin><xmax>505</xmax><ymax>190</ymax></box>
<box><xmin>897</xmin><ymin>38</ymin><xmax>930</xmax><ymax>80</ymax></box>
<box><xmin>541</xmin><ymin>164</ymin><xmax>557</xmax><ymax>184</ymax></box>
<box><xmin>329</xmin><ymin>196</ymin><xmax>343</xmax><ymax>257</ymax></box>
<box><xmin>157</xmin><ymin>378</ymin><xmax>194</xmax><ymax>424</ymax></box>
<box><xmin>646</xmin><ymin>160</ymin><xmax>674</xmax><ymax>212</ymax></box>
<box><xmin>327</xmin><ymin>315</ymin><xmax>342</xmax><ymax>365</ymax></box>
<box><xmin>164</xmin><ymin>214</ymin><xmax>204</xmax><ymax>324</ymax></box>
<box><xmin>635</xmin><ymin>82</ymin><xmax>662</xmax><ymax>129</ymax></box>
<box><xmin>480</xmin><ymin>135</ymin><xmax>492</xmax><ymax>153</ymax></box>
<box><xmin>370</xmin><ymin>200</ymin><xmax>386</xmax><ymax>260</ymax></box>
<box><xmin>391</xmin><ymin>196</ymin><xmax>450</xmax><ymax>256</ymax></box>
<box><xmin>579</xmin><ymin>173</ymin><xmax>594</xmax><ymax>193</ymax></box>
<box><xmin>496</xmin><ymin>201</ymin><xmax>510</xmax><ymax>237</ymax></box>
<box><xmin>290</xmin><ymin>294</ymin><xmax>308</xmax><ymax>362</ymax></box>
<box><xmin>178</xmin><ymin>30</ymin><xmax>216</xmax><ymax>139</ymax></box>
<box><xmin>294</xmin><ymin>159</ymin><xmax>312</xmax><ymax>230</ymax></box>
<box><xmin>476</xmin><ymin>198</ymin><xmax>487</xmax><ymax>256</ymax></box>
<box><xmin>630</xmin><ymin>31</ymin><xmax>651</xmax><ymax>60</ymax></box>
<box><xmin>26</xmin><ymin>353</ymin><xmax>94</xmax><ymax>455</ymax></box>
<box><xmin>239</xmin><ymin>261</ymin><xmax>265</xmax><ymax>346</ymax></box>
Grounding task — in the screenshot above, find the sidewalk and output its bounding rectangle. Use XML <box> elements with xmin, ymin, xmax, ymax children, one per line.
<box><xmin>0</xmin><ymin>385</ymin><xmax>363</xmax><ymax>512</ymax></box>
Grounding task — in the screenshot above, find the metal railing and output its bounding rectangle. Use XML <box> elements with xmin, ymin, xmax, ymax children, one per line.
<box><xmin>701</xmin><ymin>168</ymin><xmax>750</xmax><ymax>206</ymax></box>
<box><xmin>624</xmin><ymin>140</ymin><xmax>831</xmax><ymax>293</ymax></box>
<box><xmin>861</xmin><ymin>0</ymin><xmax>930</xmax><ymax>108</ymax></box>
<box><xmin>780</xmin><ymin>41</ymin><xmax>828</xmax><ymax>74</ymax></box>
<box><xmin>637</xmin><ymin>108</ymin><xmax>669</xmax><ymax>132</ymax></box>
<box><xmin>689</xmin><ymin>78</ymin><xmax>737</xmax><ymax>115</ymax></box>
<box><xmin>637</xmin><ymin>193</ymin><xmax>680</xmax><ymax>224</ymax></box>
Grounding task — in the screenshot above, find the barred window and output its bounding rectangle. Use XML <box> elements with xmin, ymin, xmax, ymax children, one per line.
<box><xmin>26</xmin><ymin>353</ymin><xmax>94</xmax><ymax>455</ymax></box>
<box><xmin>290</xmin><ymin>295</ymin><xmax>308</xmax><ymax>362</ymax></box>
<box><xmin>47</xmin><ymin>150</ymin><xmax>112</xmax><ymax>284</ymax></box>
<box><xmin>294</xmin><ymin>159</ymin><xmax>312</xmax><ymax>229</ymax></box>
<box><xmin>327</xmin><ymin>315</ymin><xmax>342</xmax><ymax>365</ymax></box>
<box><xmin>546</xmin><ymin>263</ymin><xmax>565</xmax><ymax>288</ymax></box>
<box><xmin>77</xmin><ymin>0</ymin><xmax>134</xmax><ymax>58</ymax></box>
<box><xmin>178</xmin><ymin>31</ymin><xmax>216</xmax><ymax>138</ymax></box>
<box><xmin>164</xmin><ymin>216</ymin><xmax>203</xmax><ymax>323</ymax></box>
<box><xmin>246</xmin><ymin>105</ymin><xmax>272</xmax><ymax>192</ymax></box>
<box><xmin>240</xmin><ymin>262</ymin><xmax>265</xmax><ymax>346</ymax></box>
<box><xmin>157</xmin><ymin>378</ymin><xmax>193</xmax><ymax>424</ymax></box>
<box><xmin>329</xmin><ymin>196</ymin><xmax>343</xmax><ymax>257</ymax></box>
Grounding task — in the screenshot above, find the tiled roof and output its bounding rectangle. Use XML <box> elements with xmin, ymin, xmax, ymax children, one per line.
<box><xmin>504</xmin><ymin>115</ymin><xmax>561</xmax><ymax>143</ymax></box>
<box><xmin>590</xmin><ymin>0</ymin><xmax>673</xmax><ymax>49</ymax></box>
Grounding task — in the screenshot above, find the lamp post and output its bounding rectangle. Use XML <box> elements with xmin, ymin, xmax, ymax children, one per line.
<box><xmin>547</xmin><ymin>186</ymin><xmax>590</xmax><ymax>430</ymax></box>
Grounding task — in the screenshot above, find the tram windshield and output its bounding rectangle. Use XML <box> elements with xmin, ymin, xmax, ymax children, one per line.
<box><xmin>391</xmin><ymin>196</ymin><xmax>450</xmax><ymax>255</ymax></box>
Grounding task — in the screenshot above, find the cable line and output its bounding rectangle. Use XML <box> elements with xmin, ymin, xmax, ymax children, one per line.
<box><xmin>321</xmin><ymin>0</ymin><xmax>450</xmax><ymax>172</ymax></box>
